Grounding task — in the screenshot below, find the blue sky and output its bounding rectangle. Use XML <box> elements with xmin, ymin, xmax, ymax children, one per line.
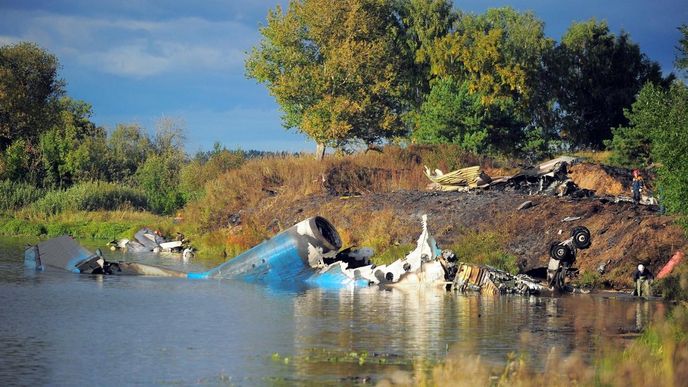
<box><xmin>0</xmin><ymin>0</ymin><xmax>686</xmax><ymax>153</ymax></box>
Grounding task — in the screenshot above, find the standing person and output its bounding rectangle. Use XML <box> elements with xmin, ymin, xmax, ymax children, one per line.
<box><xmin>631</xmin><ymin>169</ymin><xmax>644</xmax><ymax>205</ymax></box>
<box><xmin>633</xmin><ymin>264</ymin><xmax>654</xmax><ymax>298</ymax></box>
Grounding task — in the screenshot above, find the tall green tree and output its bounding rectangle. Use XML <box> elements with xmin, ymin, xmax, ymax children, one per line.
<box><xmin>416</xmin><ymin>7</ymin><xmax>552</xmax><ymax>155</ymax></box>
<box><xmin>428</xmin><ymin>8</ymin><xmax>552</xmax><ymax>111</ymax></box>
<box><xmin>677</xmin><ymin>24</ymin><xmax>688</xmax><ymax>75</ymax></box>
<box><xmin>551</xmin><ymin>20</ymin><xmax>668</xmax><ymax>149</ymax></box>
<box><xmin>107</xmin><ymin>124</ymin><xmax>152</xmax><ymax>183</ymax></box>
<box><xmin>606</xmin><ymin>83</ymin><xmax>665</xmax><ymax>167</ymax></box>
<box><xmin>39</xmin><ymin>97</ymin><xmax>101</xmax><ymax>187</ymax></box>
<box><xmin>400</xmin><ymin>0</ymin><xmax>455</xmax><ymax>107</ymax></box>
<box><xmin>413</xmin><ymin>76</ymin><xmax>487</xmax><ymax>151</ymax></box>
<box><xmin>648</xmin><ymin>82</ymin><xmax>688</xmax><ymax>223</ymax></box>
<box><xmin>246</xmin><ymin>0</ymin><xmax>415</xmax><ymax>156</ymax></box>
<box><xmin>0</xmin><ymin>42</ymin><xmax>65</xmax><ymax>150</ymax></box>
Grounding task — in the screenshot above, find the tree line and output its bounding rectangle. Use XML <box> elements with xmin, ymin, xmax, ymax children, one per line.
<box><xmin>246</xmin><ymin>1</ymin><xmax>673</xmax><ymax>158</ymax></box>
<box><xmin>0</xmin><ymin>42</ymin><xmax>256</xmax><ymax>214</ymax></box>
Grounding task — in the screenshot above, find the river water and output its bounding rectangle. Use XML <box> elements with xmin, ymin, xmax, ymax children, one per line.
<box><xmin>0</xmin><ymin>237</ymin><xmax>666</xmax><ymax>385</ymax></box>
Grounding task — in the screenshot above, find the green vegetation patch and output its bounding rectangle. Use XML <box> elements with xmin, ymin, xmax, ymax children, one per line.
<box><xmin>0</xmin><ymin>216</ymin><xmax>46</xmax><ymax>236</ymax></box>
<box><xmin>450</xmin><ymin>230</ymin><xmax>519</xmax><ymax>274</ymax></box>
<box><xmin>0</xmin><ymin>180</ymin><xmax>45</xmax><ymax>211</ymax></box>
<box><xmin>28</xmin><ymin>181</ymin><xmax>148</xmax><ymax>216</ymax></box>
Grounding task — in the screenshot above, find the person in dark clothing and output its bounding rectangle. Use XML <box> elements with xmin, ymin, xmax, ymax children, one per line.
<box><xmin>631</xmin><ymin>169</ymin><xmax>644</xmax><ymax>205</ymax></box>
<box><xmin>633</xmin><ymin>264</ymin><xmax>654</xmax><ymax>298</ymax></box>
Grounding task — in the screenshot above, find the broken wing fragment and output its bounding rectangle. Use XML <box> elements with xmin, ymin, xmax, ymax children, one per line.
<box><xmin>25</xmin><ymin>235</ymin><xmax>186</xmax><ymax>277</ymax></box>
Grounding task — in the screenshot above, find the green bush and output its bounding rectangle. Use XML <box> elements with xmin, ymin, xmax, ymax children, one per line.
<box><xmin>0</xmin><ymin>180</ymin><xmax>45</xmax><ymax>211</ymax></box>
<box><xmin>44</xmin><ymin>220</ymin><xmax>133</xmax><ymax>239</ymax></box>
<box><xmin>29</xmin><ymin>181</ymin><xmax>148</xmax><ymax>216</ymax></box>
<box><xmin>135</xmin><ymin>153</ymin><xmax>184</xmax><ymax>215</ymax></box>
<box><xmin>577</xmin><ymin>271</ymin><xmax>602</xmax><ymax>289</ymax></box>
<box><xmin>450</xmin><ymin>231</ymin><xmax>519</xmax><ymax>274</ymax></box>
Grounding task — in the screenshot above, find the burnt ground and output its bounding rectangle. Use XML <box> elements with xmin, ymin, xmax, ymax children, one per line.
<box><xmin>266</xmin><ymin>189</ymin><xmax>686</xmax><ymax>290</ymax></box>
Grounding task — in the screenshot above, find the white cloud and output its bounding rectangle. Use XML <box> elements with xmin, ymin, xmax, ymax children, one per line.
<box><xmin>1</xmin><ymin>10</ymin><xmax>258</xmax><ymax>78</ymax></box>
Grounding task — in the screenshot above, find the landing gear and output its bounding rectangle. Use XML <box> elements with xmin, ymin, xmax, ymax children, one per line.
<box><xmin>547</xmin><ymin>226</ymin><xmax>591</xmax><ymax>291</ymax></box>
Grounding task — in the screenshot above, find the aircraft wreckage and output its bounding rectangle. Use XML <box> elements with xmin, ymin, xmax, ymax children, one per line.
<box><xmin>25</xmin><ymin>215</ymin><xmax>590</xmax><ymax>294</ymax></box>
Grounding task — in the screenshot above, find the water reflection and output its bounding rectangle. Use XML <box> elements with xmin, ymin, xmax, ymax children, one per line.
<box><xmin>0</xmin><ymin>237</ymin><xmax>668</xmax><ymax>384</ymax></box>
<box><xmin>289</xmin><ymin>287</ymin><xmax>665</xmax><ymax>378</ymax></box>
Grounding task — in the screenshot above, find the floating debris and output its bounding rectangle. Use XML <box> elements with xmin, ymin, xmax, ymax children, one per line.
<box><xmin>25</xmin><ymin>235</ymin><xmax>186</xmax><ymax>277</ymax></box>
<box><xmin>26</xmin><ymin>216</ymin><xmax>590</xmax><ymax>296</ymax></box>
<box><xmin>109</xmin><ymin>227</ymin><xmax>192</xmax><ymax>255</ymax></box>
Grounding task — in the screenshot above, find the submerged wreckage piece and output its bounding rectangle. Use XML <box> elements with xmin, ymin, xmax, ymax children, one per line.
<box><xmin>452</xmin><ymin>263</ymin><xmax>545</xmax><ymax>295</ymax></box>
<box><xmin>26</xmin><ymin>216</ymin><xmax>549</xmax><ymax>294</ymax></box>
<box><xmin>186</xmin><ymin>215</ymin><xmax>444</xmax><ymax>288</ymax></box>
<box><xmin>110</xmin><ymin>227</ymin><xmax>193</xmax><ymax>258</ymax></box>
<box><xmin>25</xmin><ymin>236</ymin><xmax>186</xmax><ymax>277</ymax></box>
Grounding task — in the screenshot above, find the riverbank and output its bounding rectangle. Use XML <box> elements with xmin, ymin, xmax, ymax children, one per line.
<box><xmin>0</xmin><ymin>210</ymin><xmax>172</xmax><ymax>240</ymax></box>
<box><xmin>2</xmin><ymin>148</ymin><xmax>686</xmax><ymax>290</ymax></box>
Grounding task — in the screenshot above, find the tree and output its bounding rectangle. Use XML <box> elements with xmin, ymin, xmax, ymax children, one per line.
<box><xmin>428</xmin><ymin>8</ymin><xmax>552</xmax><ymax>111</ymax></box>
<box><xmin>107</xmin><ymin>124</ymin><xmax>152</xmax><ymax>182</ymax></box>
<box><xmin>418</xmin><ymin>7</ymin><xmax>552</xmax><ymax>155</ymax></box>
<box><xmin>39</xmin><ymin>97</ymin><xmax>101</xmax><ymax>187</ymax></box>
<box><xmin>607</xmin><ymin>83</ymin><xmax>665</xmax><ymax>167</ymax></box>
<box><xmin>135</xmin><ymin>152</ymin><xmax>185</xmax><ymax>215</ymax></box>
<box><xmin>153</xmin><ymin>116</ymin><xmax>186</xmax><ymax>156</ymax></box>
<box><xmin>676</xmin><ymin>24</ymin><xmax>688</xmax><ymax>74</ymax></box>
<box><xmin>650</xmin><ymin>82</ymin><xmax>688</xmax><ymax>225</ymax></box>
<box><xmin>0</xmin><ymin>139</ymin><xmax>31</xmax><ymax>181</ymax></box>
<box><xmin>0</xmin><ymin>42</ymin><xmax>65</xmax><ymax>150</ymax></box>
<box><xmin>246</xmin><ymin>0</ymin><xmax>414</xmax><ymax>156</ymax></box>
<box><xmin>413</xmin><ymin>76</ymin><xmax>487</xmax><ymax>152</ymax></box>
<box><xmin>400</xmin><ymin>0</ymin><xmax>456</xmax><ymax>107</ymax></box>
<box><xmin>134</xmin><ymin>118</ymin><xmax>187</xmax><ymax>215</ymax></box>
<box><xmin>551</xmin><ymin>20</ymin><xmax>668</xmax><ymax>149</ymax></box>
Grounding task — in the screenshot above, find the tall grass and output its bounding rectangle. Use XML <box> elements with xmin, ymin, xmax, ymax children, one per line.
<box><xmin>0</xmin><ymin>180</ymin><xmax>45</xmax><ymax>211</ymax></box>
<box><xmin>423</xmin><ymin>303</ymin><xmax>688</xmax><ymax>386</ymax></box>
<box><xmin>25</xmin><ymin>181</ymin><xmax>148</xmax><ymax>217</ymax></box>
<box><xmin>450</xmin><ymin>230</ymin><xmax>519</xmax><ymax>274</ymax></box>
<box><xmin>183</xmin><ymin>145</ymin><xmax>511</xmax><ymax>233</ymax></box>
<box><xmin>0</xmin><ymin>210</ymin><xmax>173</xmax><ymax>239</ymax></box>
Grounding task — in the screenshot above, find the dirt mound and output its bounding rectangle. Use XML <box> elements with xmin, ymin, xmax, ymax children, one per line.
<box><xmin>568</xmin><ymin>163</ymin><xmax>627</xmax><ymax>196</ymax></box>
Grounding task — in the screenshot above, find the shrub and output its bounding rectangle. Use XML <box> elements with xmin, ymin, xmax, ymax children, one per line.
<box><xmin>135</xmin><ymin>153</ymin><xmax>185</xmax><ymax>215</ymax></box>
<box><xmin>0</xmin><ymin>180</ymin><xmax>45</xmax><ymax>211</ymax></box>
<box><xmin>577</xmin><ymin>271</ymin><xmax>602</xmax><ymax>289</ymax></box>
<box><xmin>450</xmin><ymin>230</ymin><xmax>519</xmax><ymax>274</ymax></box>
<box><xmin>28</xmin><ymin>181</ymin><xmax>148</xmax><ymax>216</ymax></box>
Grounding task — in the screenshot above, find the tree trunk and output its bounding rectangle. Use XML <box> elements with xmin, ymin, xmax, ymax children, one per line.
<box><xmin>315</xmin><ymin>142</ymin><xmax>326</xmax><ymax>161</ymax></box>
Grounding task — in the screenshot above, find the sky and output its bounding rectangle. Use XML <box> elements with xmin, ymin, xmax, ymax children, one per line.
<box><xmin>0</xmin><ymin>0</ymin><xmax>686</xmax><ymax>154</ymax></box>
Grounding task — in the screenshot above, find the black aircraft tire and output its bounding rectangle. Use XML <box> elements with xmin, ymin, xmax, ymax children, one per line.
<box><xmin>552</xmin><ymin>244</ymin><xmax>573</xmax><ymax>261</ymax></box>
<box><xmin>571</xmin><ymin>226</ymin><xmax>591</xmax><ymax>249</ymax></box>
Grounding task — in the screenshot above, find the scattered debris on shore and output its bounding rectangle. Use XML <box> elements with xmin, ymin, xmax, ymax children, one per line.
<box><xmin>425</xmin><ymin>156</ymin><xmax>658</xmax><ymax>205</ymax></box>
